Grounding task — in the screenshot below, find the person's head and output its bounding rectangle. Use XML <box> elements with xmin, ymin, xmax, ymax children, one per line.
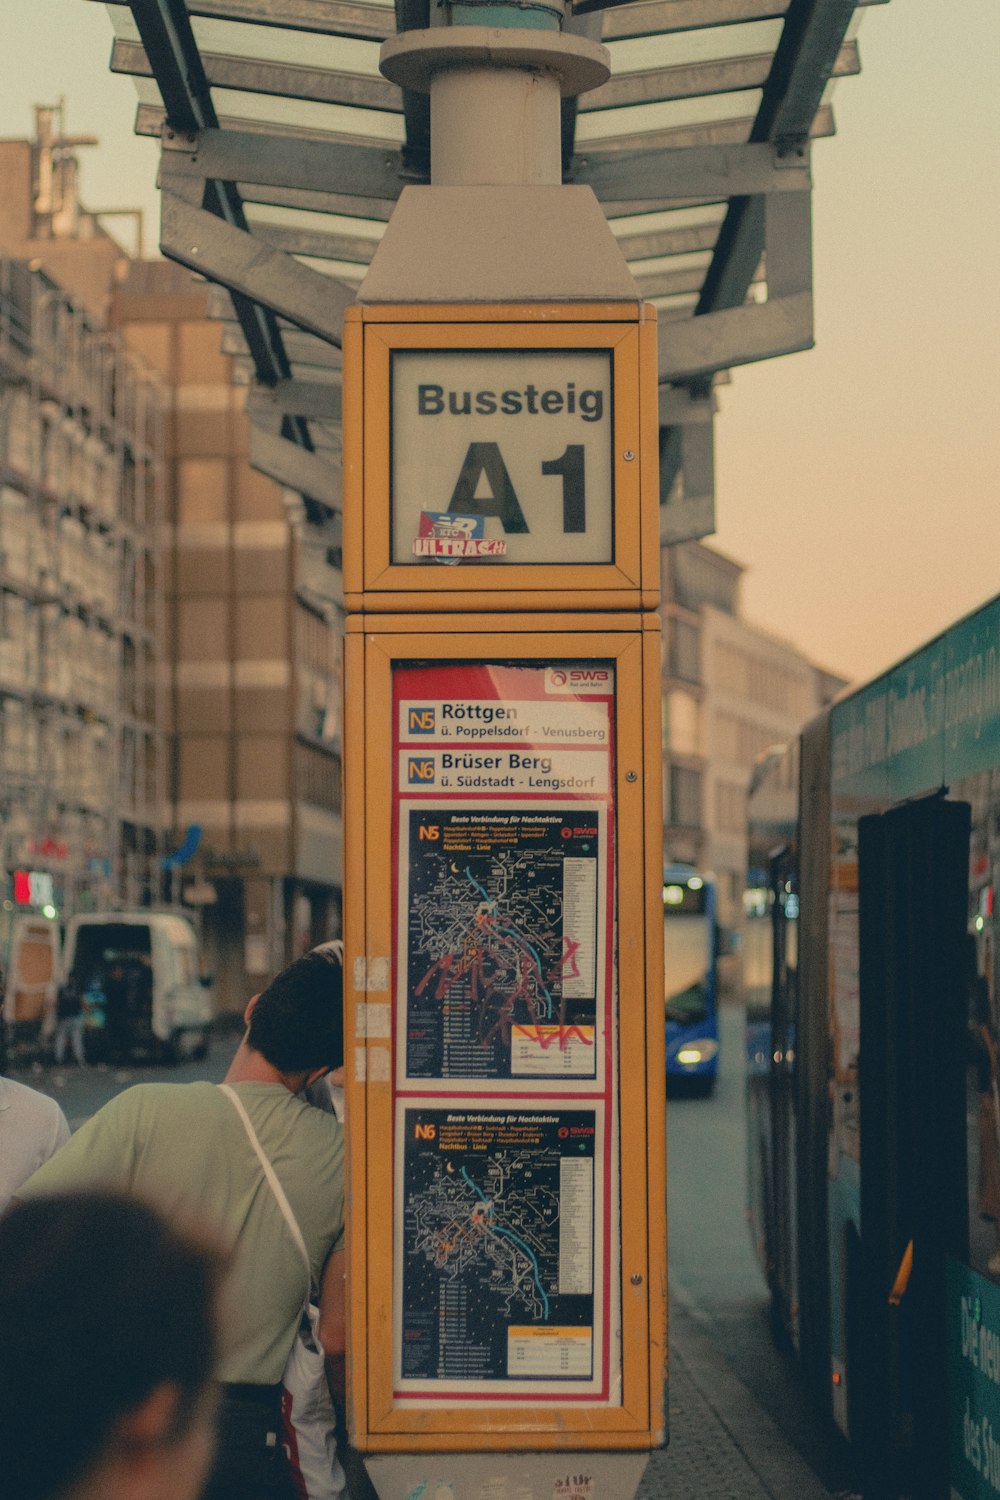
<box><xmin>245</xmin><ymin>948</ymin><xmax>344</xmax><ymax>1076</ymax></box>
<box><xmin>0</xmin><ymin>1193</ymin><xmax>223</xmax><ymax>1500</ymax></box>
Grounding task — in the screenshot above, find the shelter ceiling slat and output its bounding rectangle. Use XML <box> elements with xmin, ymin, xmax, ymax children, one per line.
<box><xmin>574</xmin><ymin>100</ymin><xmax>832</xmax><ymax>157</ymax></box>
<box><xmin>113</xmin><ymin>37</ymin><xmax>401</xmax><ymax>112</ymax></box>
<box><xmin>600</xmin><ymin>0</ymin><xmax>787</xmax><ymax>39</ymax></box>
<box><xmin>581</xmin><ymin>39</ymin><xmax>856</xmax><ymax>111</ymax></box>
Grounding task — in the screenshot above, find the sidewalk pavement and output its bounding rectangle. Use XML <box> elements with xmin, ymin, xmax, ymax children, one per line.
<box><xmin>637</xmin><ymin>1281</ymin><xmax>847</xmax><ymax>1500</ymax></box>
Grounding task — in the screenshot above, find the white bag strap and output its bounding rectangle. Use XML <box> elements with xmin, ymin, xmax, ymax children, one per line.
<box><xmin>219</xmin><ymin>1084</ymin><xmax>313</xmax><ymax>1297</ymax></box>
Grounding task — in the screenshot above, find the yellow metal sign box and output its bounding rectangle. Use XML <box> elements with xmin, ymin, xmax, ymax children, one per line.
<box><xmin>342</xmin><ymin>303</ymin><xmax>660</xmax><ymax>614</ymax></box>
<box><xmin>343</xmin><ymin>613</ymin><xmax>667</xmax><ymax>1452</ymax></box>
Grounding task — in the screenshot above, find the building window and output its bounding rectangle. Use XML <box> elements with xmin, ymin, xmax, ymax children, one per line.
<box><xmin>296</xmin><ymin>743</ymin><xmax>342</xmax><ymax>813</ymax></box>
<box><xmin>668</xmin><ymin>618</ymin><xmax>700</xmax><ymax>683</ymax></box>
<box><xmin>664</xmin><ymin>690</ymin><xmax>700</xmax><ymax>758</ymax></box>
<box><xmin>669</xmin><ymin>766</ymin><xmax>701</xmax><ymax>829</ymax></box>
<box><xmin>714</xmin><ymin>779</ymin><xmax>746</xmax><ymax>835</ymax></box>
<box><xmin>713</xmin><ymin>710</ymin><xmax>781</xmax><ymax>766</ymax></box>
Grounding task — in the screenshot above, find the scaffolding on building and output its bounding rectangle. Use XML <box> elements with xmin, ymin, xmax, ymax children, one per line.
<box><xmin>0</xmin><ymin>257</ymin><xmax>168</xmax><ymax>935</ymax></box>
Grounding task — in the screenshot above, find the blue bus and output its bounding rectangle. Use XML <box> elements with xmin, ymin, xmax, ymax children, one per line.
<box><xmin>663</xmin><ymin>864</ymin><xmax>719</xmax><ymax>1094</ymax></box>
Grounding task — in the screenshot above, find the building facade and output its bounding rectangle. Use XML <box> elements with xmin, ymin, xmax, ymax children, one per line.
<box><xmin>662</xmin><ymin>540</ymin><xmax>847</xmax><ymax>933</ymax></box>
<box><xmin>112</xmin><ymin>262</ymin><xmax>344</xmax><ymax>1011</ymax></box>
<box><xmin>1</xmin><ymin>112</ymin><xmax>344</xmax><ymax>1011</ymax></box>
<box><xmin>0</xmin><ymin>255</ymin><xmax>166</xmax><ymax>929</ymax></box>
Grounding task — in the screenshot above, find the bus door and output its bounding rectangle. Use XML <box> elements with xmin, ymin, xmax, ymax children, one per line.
<box><xmin>854</xmin><ymin>793</ymin><xmax>970</xmax><ymax>1500</ymax></box>
<box><xmin>768</xmin><ymin>847</ymin><xmax>800</xmax><ymax>1349</ymax></box>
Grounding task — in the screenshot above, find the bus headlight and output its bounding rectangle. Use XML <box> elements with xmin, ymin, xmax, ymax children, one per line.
<box><xmin>676</xmin><ymin>1040</ymin><xmax>719</xmax><ymax>1067</ymax></box>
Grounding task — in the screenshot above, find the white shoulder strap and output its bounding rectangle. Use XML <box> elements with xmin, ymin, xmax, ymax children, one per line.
<box><xmin>219</xmin><ymin>1083</ymin><xmax>313</xmax><ymax>1292</ymax></box>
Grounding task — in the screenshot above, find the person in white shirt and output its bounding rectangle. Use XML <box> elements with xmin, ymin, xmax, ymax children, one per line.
<box><xmin>0</xmin><ymin>1073</ymin><xmax>70</xmax><ymax>1215</ymax></box>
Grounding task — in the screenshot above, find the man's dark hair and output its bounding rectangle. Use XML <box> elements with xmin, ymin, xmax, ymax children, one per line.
<box><xmin>0</xmin><ymin>1192</ymin><xmax>222</xmax><ymax>1500</ymax></box>
<box><xmin>247</xmin><ymin>949</ymin><xmax>344</xmax><ymax>1074</ymax></box>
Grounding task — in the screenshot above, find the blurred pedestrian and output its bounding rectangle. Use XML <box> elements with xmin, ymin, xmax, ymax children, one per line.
<box><xmin>19</xmin><ymin>950</ymin><xmax>347</xmax><ymax>1500</ymax></box>
<box><xmin>53</xmin><ymin>973</ymin><xmax>87</xmax><ymax>1068</ymax></box>
<box><xmin>0</xmin><ymin>1191</ymin><xmax>222</xmax><ymax>1500</ymax></box>
<box><xmin>0</xmin><ymin>1068</ymin><xmax>70</xmax><ymax>1215</ymax></box>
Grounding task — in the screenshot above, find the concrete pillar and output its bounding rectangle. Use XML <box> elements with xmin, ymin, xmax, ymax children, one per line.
<box><xmin>431</xmin><ymin>64</ymin><xmax>562</xmax><ymax>186</ymax></box>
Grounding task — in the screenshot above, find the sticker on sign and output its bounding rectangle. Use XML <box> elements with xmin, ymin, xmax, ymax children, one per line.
<box><xmin>412</xmin><ymin>511</ymin><xmax>508</xmax><ymax>560</ymax></box>
<box><xmin>545</xmin><ymin>667</ymin><xmax>614</xmax><ymax>696</ymax></box>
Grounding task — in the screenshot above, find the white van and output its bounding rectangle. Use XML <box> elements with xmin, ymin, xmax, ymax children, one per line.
<box><xmin>62</xmin><ymin>912</ymin><xmax>214</xmax><ymax>1063</ymax></box>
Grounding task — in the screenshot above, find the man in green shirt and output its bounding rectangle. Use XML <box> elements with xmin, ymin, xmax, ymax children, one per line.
<box><xmin>20</xmin><ymin>949</ymin><xmax>347</xmax><ymax>1500</ymax></box>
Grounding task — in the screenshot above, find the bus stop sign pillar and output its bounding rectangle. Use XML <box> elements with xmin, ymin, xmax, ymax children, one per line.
<box><xmin>343</xmin><ymin>13</ymin><xmax>667</xmax><ymax>1500</ymax></box>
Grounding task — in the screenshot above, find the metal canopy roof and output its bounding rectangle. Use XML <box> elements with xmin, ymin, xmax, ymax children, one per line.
<box><xmin>93</xmin><ymin>0</ymin><xmax>884</xmax><ymax>538</ymax></box>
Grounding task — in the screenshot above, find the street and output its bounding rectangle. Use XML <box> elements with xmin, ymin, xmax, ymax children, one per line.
<box><xmin>17</xmin><ymin>1028</ymin><xmax>235</xmax><ymax>1131</ymax></box>
<box><xmin>662</xmin><ymin>1004</ymin><xmax>858</xmax><ymax>1497</ymax></box>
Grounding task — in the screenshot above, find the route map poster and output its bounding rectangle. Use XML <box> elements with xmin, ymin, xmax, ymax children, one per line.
<box><xmin>402</xmin><ymin>806</ymin><xmax>603</xmax><ymax>1081</ymax></box>
<box><xmin>393</xmin><ymin>661</ymin><xmax>615</xmax><ymax>1090</ymax></box>
<box><xmin>395</xmin><ymin>1104</ymin><xmax>605</xmax><ymax>1396</ymax></box>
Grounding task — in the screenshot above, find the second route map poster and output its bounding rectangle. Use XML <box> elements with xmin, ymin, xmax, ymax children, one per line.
<box><xmin>395</xmin><ymin>1104</ymin><xmax>606</xmax><ymax>1396</ymax></box>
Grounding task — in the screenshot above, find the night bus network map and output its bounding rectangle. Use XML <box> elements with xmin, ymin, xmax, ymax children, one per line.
<box><xmin>399</xmin><ymin>1108</ymin><xmax>597</xmax><ymax>1384</ymax></box>
<box><xmin>403</xmin><ymin>808</ymin><xmax>601</xmax><ymax>1079</ymax></box>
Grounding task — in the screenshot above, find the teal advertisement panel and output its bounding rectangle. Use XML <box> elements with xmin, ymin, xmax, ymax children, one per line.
<box><xmin>943</xmin><ymin>597</ymin><xmax>1000</xmax><ymax>784</ymax></box>
<box><xmin>831</xmin><ymin>639</ymin><xmax>946</xmax><ymax>803</ymax></box>
<box><xmin>948</xmin><ymin>1256</ymin><xmax>1000</xmax><ymax>1498</ymax></box>
<box><xmin>832</xmin><ymin>595</ymin><xmax>1000</xmax><ymax>804</ymax></box>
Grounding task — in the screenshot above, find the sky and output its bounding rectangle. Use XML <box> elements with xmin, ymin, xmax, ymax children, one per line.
<box><xmin>2</xmin><ymin>1</ymin><xmax>999</xmax><ymax>686</ymax></box>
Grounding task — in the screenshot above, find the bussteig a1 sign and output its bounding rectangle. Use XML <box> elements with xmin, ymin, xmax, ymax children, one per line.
<box><xmin>391</xmin><ymin>348</ymin><xmax>614</xmax><ymax>565</ymax></box>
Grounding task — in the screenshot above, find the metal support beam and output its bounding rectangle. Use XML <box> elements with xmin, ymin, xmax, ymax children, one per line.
<box><xmin>764</xmin><ymin>185</ymin><xmax>811</xmax><ymax>297</ymax></box>
<box><xmin>651</xmin><ymin>169</ymin><xmax>810</xmax><ymax>377</ymax></box>
<box><xmin>763</xmin><ymin>0</ymin><xmax>860</xmax><ymax>148</ymax></box>
<box><xmin>575</xmin><ymin>140</ymin><xmax>810</xmax><ymax>203</ymax></box>
<box><xmin>696</xmin><ymin>0</ymin><xmax>858</xmax><ymax>319</ymax></box>
<box><xmin>160</xmin><ymin>125</ymin><xmax>409</xmax><ymax>201</ymax></box>
<box><xmin>220</xmin><ymin>322</ymin><xmax>344</xmax><ymax>369</ymax></box>
<box><xmin>248</xmin><ymin>378</ymin><xmax>343</xmax><ymax>423</ymax></box>
<box><xmin>658</xmin><ymin>385</ymin><xmax>716</xmax><ymax>545</ymax></box>
<box><xmin>160</xmin><ymin>180</ymin><xmax>353</xmax><ymax>345</ymax></box>
<box><xmin>131</xmin><ymin>0</ymin><xmax>314</xmax><ymax>438</ymax></box>
<box><xmin>248</xmin><ymin>423</ymin><xmax>343</xmax><ymax>510</ymax></box>
<box><xmin>659</xmin><ymin>290</ymin><xmax>812</xmax><ymax>380</ymax></box>
<box><xmin>253</xmin><ymin>223</ymin><xmax>377</xmax><ymax>266</ymax></box>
